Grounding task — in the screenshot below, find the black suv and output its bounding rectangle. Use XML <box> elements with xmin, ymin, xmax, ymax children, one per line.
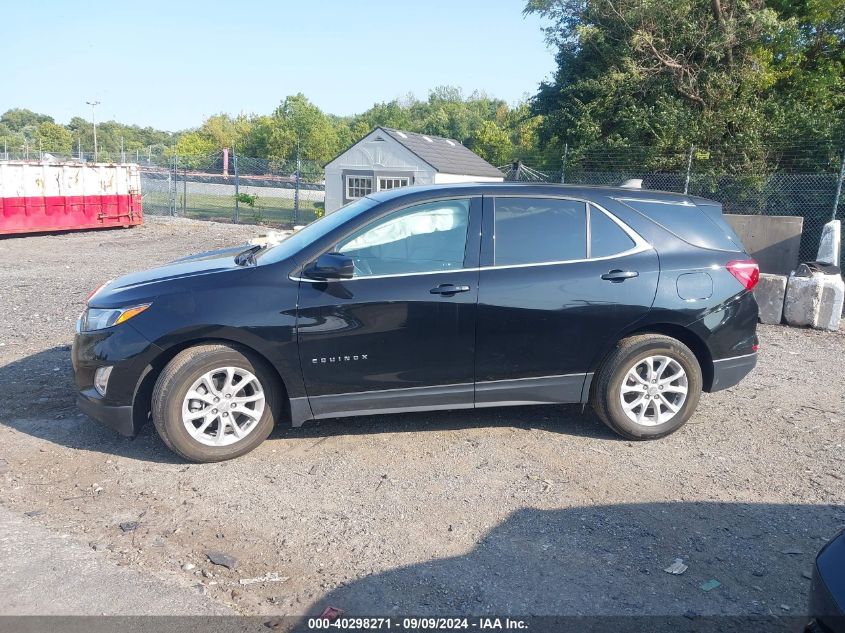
<box><xmin>73</xmin><ymin>183</ymin><xmax>759</xmax><ymax>462</ymax></box>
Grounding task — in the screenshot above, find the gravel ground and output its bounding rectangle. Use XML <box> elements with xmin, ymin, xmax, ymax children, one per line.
<box><xmin>0</xmin><ymin>216</ymin><xmax>843</xmax><ymax>619</ymax></box>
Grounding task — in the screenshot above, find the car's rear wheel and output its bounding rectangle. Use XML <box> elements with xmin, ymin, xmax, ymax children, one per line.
<box><xmin>590</xmin><ymin>334</ymin><xmax>702</xmax><ymax>440</ymax></box>
<box><xmin>151</xmin><ymin>344</ymin><xmax>281</xmax><ymax>462</ymax></box>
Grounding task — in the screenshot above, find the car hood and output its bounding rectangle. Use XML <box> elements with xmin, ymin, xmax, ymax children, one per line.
<box><xmin>89</xmin><ymin>244</ymin><xmax>252</xmax><ymax>307</ymax></box>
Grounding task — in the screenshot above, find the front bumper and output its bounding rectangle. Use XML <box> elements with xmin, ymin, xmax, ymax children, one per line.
<box><xmin>710</xmin><ymin>351</ymin><xmax>757</xmax><ymax>392</ymax></box>
<box><xmin>77</xmin><ymin>389</ymin><xmax>136</xmax><ymax>436</ymax></box>
<box><xmin>72</xmin><ymin>323</ymin><xmax>162</xmax><ymax>437</ymax></box>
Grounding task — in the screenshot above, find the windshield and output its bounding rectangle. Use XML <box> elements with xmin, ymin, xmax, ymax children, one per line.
<box><xmin>257</xmin><ymin>197</ymin><xmax>378</xmax><ymax>265</ymax></box>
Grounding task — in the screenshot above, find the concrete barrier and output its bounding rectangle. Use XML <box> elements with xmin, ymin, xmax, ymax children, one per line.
<box><xmin>724</xmin><ymin>214</ymin><xmax>803</xmax><ymax>275</ymax></box>
<box><xmin>784</xmin><ymin>272</ymin><xmax>844</xmax><ymax>330</ymax></box>
<box><xmin>784</xmin><ymin>274</ymin><xmax>824</xmax><ymax>327</ymax></box>
<box><xmin>817</xmin><ymin>275</ymin><xmax>844</xmax><ymax>331</ymax></box>
<box><xmin>817</xmin><ymin>220</ymin><xmax>841</xmax><ymax>266</ymax></box>
<box><xmin>753</xmin><ymin>273</ymin><xmax>787</xmax><ymax>324</ymax></box>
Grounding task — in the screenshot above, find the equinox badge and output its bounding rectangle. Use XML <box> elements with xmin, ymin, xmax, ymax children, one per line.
<box><xmin>312</xmin><ymin>354</ymin><xmax>369</xmax><ymax>364</ymax></box>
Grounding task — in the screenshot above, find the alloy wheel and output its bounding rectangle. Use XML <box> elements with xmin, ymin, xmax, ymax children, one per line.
<box><xmin>181</xmin><ymin>366</ymin><xmax>265</xmax><ymax>446</ymax></box>
<box><xmin>619</xmin><ymin>355</ymin><xmax>688</xmax><ymax>426</ymax></box>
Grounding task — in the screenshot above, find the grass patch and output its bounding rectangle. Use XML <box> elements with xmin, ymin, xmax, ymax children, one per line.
<box><xmin>143</xmin><ymin>191</ymin><xmax>320</xmax><ymax>226</ymax></box>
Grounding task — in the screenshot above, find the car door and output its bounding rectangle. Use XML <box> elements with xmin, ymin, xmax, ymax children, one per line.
<box><xmin>296</xmin><ymin>196</ymin><xmax>481</xmax><ymax>419</ymax></box>
<box><xmin>474</xmin><ymin>195</ymin><xmax>659</xmax><ymax>406</ymax></box>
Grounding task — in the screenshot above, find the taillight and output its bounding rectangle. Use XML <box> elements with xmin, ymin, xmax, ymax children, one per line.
<box><xmin>726</xmin><ymin>259</ymin><xmax>759</xmax><ymax>291</ymax></box>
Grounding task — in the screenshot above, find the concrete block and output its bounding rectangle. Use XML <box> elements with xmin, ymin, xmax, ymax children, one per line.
<box><xmin>817</xmin><ymin>219</ymin><xmax>841</xmax><ymax>266</ymax></box>
<box><xmin>753</xmin><ymin>273</ymin><xmax>787</xmax><ymax>324</ymax></box>
<box><xmin>817</xmin><ymin>274</ymin><xmax>844</xmax><ymax>331</ymax></box>
<box><xmin>784</xmin><ymin>273</ymin><xmax>824</xmax><ymax>327</ymax></box>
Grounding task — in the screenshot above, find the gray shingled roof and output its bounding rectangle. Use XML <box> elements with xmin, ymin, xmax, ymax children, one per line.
<box><xmin>378</xmin><ymin>127</ymin><xmax>504</xmax><ymax>179</ymax></box>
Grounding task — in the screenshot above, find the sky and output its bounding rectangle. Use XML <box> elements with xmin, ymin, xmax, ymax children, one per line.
<box><xmin>0</xmin><ymin>0</ymin><xmax>555</xmax><ymax>131</ymax></box>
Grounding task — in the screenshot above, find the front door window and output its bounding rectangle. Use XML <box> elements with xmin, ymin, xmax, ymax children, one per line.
<box><xmin>337</xmin><ymin>199</ymin><xmax>470</xmax><ymax>277</ymax></box>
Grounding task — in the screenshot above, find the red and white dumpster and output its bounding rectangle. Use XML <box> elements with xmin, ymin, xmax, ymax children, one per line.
<box><xmin>0</xmin><ymin>161</ymin><xmax>143</xmax><ymax>235</ymax></box>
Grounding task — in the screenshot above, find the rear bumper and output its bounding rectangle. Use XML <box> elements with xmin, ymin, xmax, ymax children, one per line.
<box><xmin>710</xmin><ymin>352</ymin><xmax>757</xmax><ymax>392</ymax></box>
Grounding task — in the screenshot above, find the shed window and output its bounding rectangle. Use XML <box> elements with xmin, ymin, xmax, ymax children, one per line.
<box><xmin>378</xmin><ymin>177</ymin><xmax>409</xmax><ymax>191</ymax></box>
<box><xmin>346</xmin><ymin>176</ymin><xmax>373</xmax><ymax>199</ymax></box>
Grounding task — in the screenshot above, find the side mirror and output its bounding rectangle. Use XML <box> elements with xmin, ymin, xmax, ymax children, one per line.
<box><xmin>304</xmin><ymin>252</ymin><xmax>354</xmax><ymax>280</ymax></box>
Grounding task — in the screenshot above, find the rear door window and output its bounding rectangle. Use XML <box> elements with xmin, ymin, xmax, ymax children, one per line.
<box><xmin>590</xmin><ymin>206</ymin><xmax>636</xmax><ymax>257</ymax></box>
<box><xmin>494</xmin><ymin>197</ymin><xmax>587</xmax><ymax>265</ymax></box>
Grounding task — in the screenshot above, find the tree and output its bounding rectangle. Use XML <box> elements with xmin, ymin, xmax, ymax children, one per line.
<box><xmin>35</xmin><ymin>121</ymin><xmax>73</xmax><ymax>154</ymax></box>
<box><xmin>1</xmin><ymin>108</ymin><xmax>53</xmax><ymax>131</ymax></box>
<box><xmin>264</xmin><ymin>94</ymin><xmax>340</xmax><ymax>164</ymax></box>
<box><xmin>175</xmin><ymin>131</ymin><xmax>217</xmax><ymax>157</ymax></box>
<box><xmin>473</xmin><ymin>120</ymin><xmax>514</xmax><ymax>165</ymax></box>
<box><xmin>524</xmin><ymin>0</ymin><xmax>845</xmax><ymax>171</ymax></box>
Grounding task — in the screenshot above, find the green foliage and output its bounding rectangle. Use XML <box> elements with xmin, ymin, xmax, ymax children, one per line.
<box><xmin>524</xmin><ymin>0</ymin><xmax>845</xmax><ymax>172</ymax></box>
<box><xmin>260</xmin><ymin>93</ymin><xmax>341</xmax><ymax>164</ymax></box>
<box><xmin>235</xmin><ymin>192</ymin><xmax>258</xmax><ymax>207</ymax></box>
<box><xmin>35</xmin><ymin>121</ymin><xmax>73</xmax><ymax>154</ymax></box>
<box><xmin>4</xmin><ymin>0</ymin><xmax>840</xmax><ymax>177</ymax></box>
<box><xmin>1</xmin><ymin>108</ymin><xmax>53</xmax><ymax>131</ymax></box>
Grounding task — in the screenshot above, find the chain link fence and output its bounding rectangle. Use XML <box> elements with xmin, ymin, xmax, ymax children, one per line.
<box><xmin>502</xmin><ymin>144</ymin><xmax>845</xmax><ymax>269</ymax></box>
<box><xmin>139</xmin><ymin>150</ymin><xmax>325</xmax><ymax>227</ymax></box>
<box><xmin>3</xmin><ymin>141</ymin><xmax>843</xmax><ymax>268</ymax></box>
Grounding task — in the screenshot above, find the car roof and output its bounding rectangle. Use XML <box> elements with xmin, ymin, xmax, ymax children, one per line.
<box><xmin>365</xmin><ymin>181</ymin><xmax>711</xmax><ymax>205</ymax></box>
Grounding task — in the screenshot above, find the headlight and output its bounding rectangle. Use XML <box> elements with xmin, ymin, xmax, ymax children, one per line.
<box><xmin>81</xmin><ymin>304</ymin><xmax>151</xmax><ymax>332</ymax></box>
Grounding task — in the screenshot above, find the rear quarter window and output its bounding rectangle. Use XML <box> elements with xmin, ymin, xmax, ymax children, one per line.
<box><xmin>590</xmin><ymin>206</ymin><xmax>636</xmax><ymax>257</ymax></box>
<box><xmin>618</xmin><ymin>198</ymin><xmax>742</xmax><ymax>252</ymax></box>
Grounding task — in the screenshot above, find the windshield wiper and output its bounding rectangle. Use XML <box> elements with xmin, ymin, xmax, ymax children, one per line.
<box><xmin>234</xmin><ymin>244</ymin><xmax>265</xmax><ymax>267</ymax></box>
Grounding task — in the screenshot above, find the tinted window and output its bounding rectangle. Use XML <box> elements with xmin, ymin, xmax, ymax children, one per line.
<box><xmin>337</xmin><ymin>199</ymin><xmax>469</xmax><ymax>277</ymax></box>
<box><xmin>620</xmin><ymin>199</ymin><xmax>741</xmax><ymax>251</ymax></box>
<box><xmin>590</xmin><ymin>206</ymin><xmax>635</xmax><ymax>257</ymax></box>
<box><xmin>494</xmin><ymin>198</ymin><xmax>586</xmax><ymax>265</ymax></box>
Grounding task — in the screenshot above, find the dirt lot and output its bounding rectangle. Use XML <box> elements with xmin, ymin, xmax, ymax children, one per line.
<box><xmin>0</xmin><ymin>216</ymin><xmax>844</xmax><ymax>619</ymax></box>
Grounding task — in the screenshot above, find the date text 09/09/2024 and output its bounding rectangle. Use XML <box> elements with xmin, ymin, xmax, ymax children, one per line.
<box><xmin>307</xmin><ymin>617</ymin><xmax>528</xmax><ymax>630</ymax></box>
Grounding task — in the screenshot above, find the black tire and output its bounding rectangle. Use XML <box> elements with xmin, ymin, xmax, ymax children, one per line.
<box><xmin>151</xmin><ymin>343</ymin><xmax>281</xmax><ymax>462</ymax></box>
<box><xmin>590</xmin><ymin>334</ymin><xmax>702</xmax><ymax>440</ymax></box>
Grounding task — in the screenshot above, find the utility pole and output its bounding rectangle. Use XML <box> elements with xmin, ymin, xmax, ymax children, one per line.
<box><xmin>86</xmin><ymin>100</ymin><xmax>100</xmax><ymax>161</ymax></box>
<box><xmin>77</xmin><ymin>135</ymin><xmax>82</xmax><ymax>161</ymax></box>
<box><xmin>120</xmin><ymin>136</ymin><xmax>125</xmax><ymax>163</ymax></box>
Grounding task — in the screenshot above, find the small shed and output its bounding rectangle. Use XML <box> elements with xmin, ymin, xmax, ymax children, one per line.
<box><xmin>324</xmin><ymin>127</ymin><xmax>504</xmax><ymax>214</ymax></box>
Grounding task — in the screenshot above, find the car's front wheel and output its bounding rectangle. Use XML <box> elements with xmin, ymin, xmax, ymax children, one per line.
<box><xmin>151</xmin><ymin>343</ymin><xmax>281</xmax><ymax>462</ymax></box>
<box><xmin>590</xmin><ymin>334</ymin><xmax>702</xmax><ymax>440</ymax></box>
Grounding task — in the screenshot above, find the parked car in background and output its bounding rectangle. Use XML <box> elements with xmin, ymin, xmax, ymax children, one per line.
<box><xmin>808</xmin><ymin>528</ymin><xmax>845</xmax><ymax>633</ymax></box>
<box><xmin>72</xmin><ymin>183</ymin><xmax>759</xmax><ymax>462</ymax></box>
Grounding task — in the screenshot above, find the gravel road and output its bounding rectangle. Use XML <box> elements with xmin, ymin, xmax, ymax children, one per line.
<box><xmin>0</xmin><ymin>217</ymin><xmax>843</xmax><ymax>619</ymax></box>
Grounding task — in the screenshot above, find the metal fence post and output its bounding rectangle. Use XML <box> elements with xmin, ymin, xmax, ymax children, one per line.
<box><xmin>832</xmin><ymin>149</ymin><xmax>845</xmax><ymax>221</ymax></box>
<box><xmin>560</xmin><ymin>143</ymin><xmax>568</xmax><ymax>184</ymax></box>
<box><xmin>182</xmin><ymin>165</ymin><xmax>187</xmax><ymax>215</ymax></box>
<box><xmin>172</xmin><ymin>153</ymin><xmax>178</xmax><ymax>216</ymax></box>
<box><xmin>233</xmin><ymin>149</ymin><xmax>240</xmax><ymax>223</ymax></box>
<box><xmin>683</xmin><ymin>145</ymin><xmax>695</xmax><ymax>194</ymax></box>
<box><xmin>294</xmin><ymin>148</ymin><xmax>301</xmax><ymax>225</ymax></box>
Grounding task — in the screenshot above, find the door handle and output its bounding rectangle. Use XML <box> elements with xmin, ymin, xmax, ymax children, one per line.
<box><xmin>601</xmin><ymin>269</ymin><xmax>639</xmax><ymax>282</ymax></box>
<box><xmin>430</xmin><ymin>284</ymin><xmax>471</xmax><ymax>296</ymax></box>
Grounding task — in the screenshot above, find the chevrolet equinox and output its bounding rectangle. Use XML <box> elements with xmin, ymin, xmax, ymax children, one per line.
<box><xmin>73</xmin><ymin>183</ymin><xmax>760</xmax><ymax>462</ymax></box>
